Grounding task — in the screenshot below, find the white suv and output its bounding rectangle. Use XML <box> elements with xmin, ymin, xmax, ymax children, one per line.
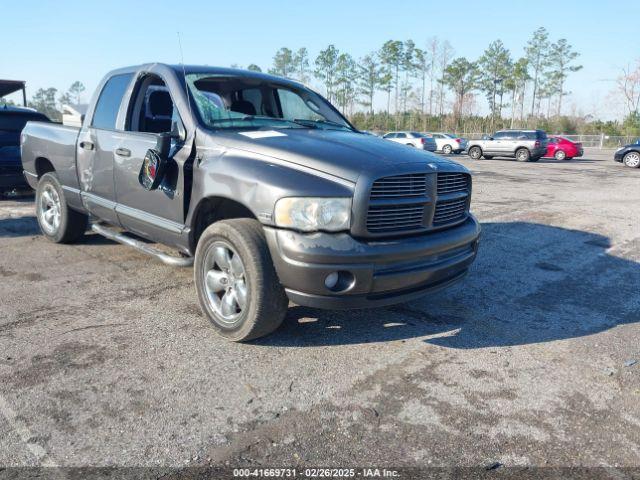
<box><xmin>382</xmin><ymin>131</ymin><xmax>437</xmax><ymax>151</ymax></box>
<box><xmin>428</xmin><ymin>133</ymin><xmax>468</xmax><ymax>154</ymax></box>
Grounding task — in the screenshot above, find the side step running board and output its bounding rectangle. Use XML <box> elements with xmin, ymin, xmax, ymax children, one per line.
<box><xmin>91</xmin><ymin>223</ymin><xmax>194</xmax><ymax>267</ymax></box>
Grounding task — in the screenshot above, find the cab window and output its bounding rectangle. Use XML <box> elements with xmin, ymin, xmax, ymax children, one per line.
<box><xmin>126</xmin><ymin>75</ymin><xmax>185</xmax><ymax>137</ymax></box>
<box><xmin>92</xmin><ymin>73</ymin><xmax>133</xmax><ymax>130</ymax></box>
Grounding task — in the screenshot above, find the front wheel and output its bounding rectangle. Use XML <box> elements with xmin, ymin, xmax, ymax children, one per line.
<box><xmin>516</xmin><ymin>148</ymin><xmax>531</xmax><ymax>162</ymax></box>
<box><xmin>554</xmin><ymin>150</ymin><xmax>567</xmax><ymax>161</ymax></box>
<box><xmin>623</xmin><ymin>151</ymin><xmax>640</xmax><ymax>168</ymax></box>
<box><xmin>36</xmin><ymin>172</ymin><xmax>87</xmax><ymax>243</ymax></box>
<box><xmin>194</xmin><ymin>218</ymin><xmax>288</xmax><ymax>342</ymax></box>
<box><xmin>468</xmin><ymin>146</ymin><xmax>482</xmax><ymax>159</ymax></box>
<box><xmin>442</xmin><ymin>144</ymin><xmax>453</xmax><ymax>154</ymax></box>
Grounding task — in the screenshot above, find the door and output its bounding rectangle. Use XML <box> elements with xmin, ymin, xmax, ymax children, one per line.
<box><xmin>433</xmin><ymin>133</ymin><xmax>445</xmax><ymax>150</ymax></box>
<box><xmin>112</xmin><ymin>77</ymin><xmax>192</xmax><ymax>242</ymax></box>
<box><xmin>77</xmin><ymin>73</ymin><xmax>134</xmax><ymax>224</ymax></box>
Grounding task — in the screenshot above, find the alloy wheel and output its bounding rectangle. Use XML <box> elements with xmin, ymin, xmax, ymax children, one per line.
<box><xmin>202</xmin><ymin>241</ymin><xmax>249</xmax><ymax>324</ymax></box>
<box><xmin>624</xmin><ymin>152</ymin><xmax>640</xmax><ymax>168</ymax></box>
<box><xmin>39</xmin><ymin>184</ymin><xmax>61</xmax><ymax>235</ymax></box>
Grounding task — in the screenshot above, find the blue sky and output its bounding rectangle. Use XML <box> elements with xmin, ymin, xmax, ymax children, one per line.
<box><xmin>1</xmin><ymin>0</ymin><xmax>637</xmax><ymax>119</ymax></box>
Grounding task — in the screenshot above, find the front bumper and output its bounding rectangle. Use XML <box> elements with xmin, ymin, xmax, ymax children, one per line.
<box><xmin>614</xmin><ymin>150</ymin><xmax>625</xmax><ymax>162</ymax></box>
<box><xmin>0</xmin><ymin>166</ymin><xmax>29</xmax><ymax>190</ymax></box>
<box><xmin>264</xmin><ymin>215</ymin><xmax>481</xmax><ymax>309</ymax></box>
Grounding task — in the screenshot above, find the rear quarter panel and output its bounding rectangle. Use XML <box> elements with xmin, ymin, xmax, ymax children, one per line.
<box><xmin>21</xmin><ymin>122</ymin><xmax>81</xmax><ymax>195</ymax></box>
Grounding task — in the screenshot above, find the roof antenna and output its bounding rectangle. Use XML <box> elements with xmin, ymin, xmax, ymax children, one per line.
<box><xmin>177</xmin><ymin>31</ymin><xmax>192</xmax><ymax>119</ymax></box>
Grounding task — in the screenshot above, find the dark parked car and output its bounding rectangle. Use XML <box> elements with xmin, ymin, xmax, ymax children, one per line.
<box><xmin>21</xmin><ymin>63</ymin><xmax>480</xmax><ymax>341</ymax></box>
<box><xmin>614</xmin><ymin>140</ymin><xmax>640</xmax><ymax>168</ymax></box>
<box><xmin>467</xmin><ymin>129</ymin><xmax>548</xmax><ymax>162</ymax></box>
<box><xmin>0</xmin><ymin>105</ymin><xmax>49</xmax><ymax>192</ymax></box>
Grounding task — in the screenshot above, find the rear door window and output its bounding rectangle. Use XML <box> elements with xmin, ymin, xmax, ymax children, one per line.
<box><xmin>92</xmin><ymin>73</ymin><xmax>134</xmax><ymax>130</ymax></box>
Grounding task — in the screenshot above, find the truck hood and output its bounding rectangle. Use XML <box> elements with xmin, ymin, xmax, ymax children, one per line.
<box><xmin>204</xmin><ymin>129</ymin><xmax>461</xmax><ymax>183</ymax></box>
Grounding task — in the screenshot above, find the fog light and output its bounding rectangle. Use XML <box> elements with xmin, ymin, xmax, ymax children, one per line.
<box><xmin>325</xmin><ymin>272</ymin><xmax>340</xmax><ymax>289</ymax></box>
<box><xmin>324</xmin><ymin>271</ymin><xmax>355</xmax><ymax>293</ymax></box>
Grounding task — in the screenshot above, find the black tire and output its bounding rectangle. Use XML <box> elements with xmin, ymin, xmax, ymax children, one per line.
<box><xmin>483</xmin><ymin>155</ymin><xmax>493</xmax><ymax>159</ymax></box>
<box><xmin>442</xmin><ymin>144</ymin><xmax>453</xmax><ymax>154</ymax></box>
<box><xmin>623</xmin><ymin>151</ymin><xmax>640</xmax><ymax>168</ymax></box>
<box><xmin>515</xmin><ymin>148</ymin><xmax>531</xmax><ymax>162</ymax></box>
<box><xmin>35</xmin><ymin>172</ymin><xmax>87</xmax><ymax>243</ymax></box>
<box><xmin>554</xmin><ymin>150</ymin><xmax>567</xmax><ymax>161</ymax></box>
<box><xmin>468</xmin><ymin>146</ymin><xmax>482</xmax><ymax>159</ymax></box>
<box><xmin>194</xmin><ymin>218</ymin><xmax>288</xmax><ymax>342</ymax></box>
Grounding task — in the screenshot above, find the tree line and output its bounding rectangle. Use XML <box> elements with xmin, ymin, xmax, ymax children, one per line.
<box><xmin>5</xmin><ymin>32</ymin><xmax>640</xmax><ymax>137</ymax></box>
<box><xmin>241</xmin><ymin>27</ymin><xmax>586</xmax><ymax>133</ymax></box>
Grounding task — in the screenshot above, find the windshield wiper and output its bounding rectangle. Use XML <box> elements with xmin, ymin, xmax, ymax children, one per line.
<box><xmin>210</xmin><ymin>115</ymin><xmax>301</xmax><ymax>128</ymax></box>
<box><xmin>292</xmin><ymin>118</ymin><xmax>353</xmax><ymax>131</ymax></box>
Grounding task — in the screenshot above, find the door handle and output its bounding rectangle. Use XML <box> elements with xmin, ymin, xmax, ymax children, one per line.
<box><xmin>115</xmin><ymin>148</ymin><xmax>131</xmax><ymax>157</ymax></box>
<box><xmin>79</xmin><ymin>141</ymin><xmax>94</xmax><ymax>151</ymax></box>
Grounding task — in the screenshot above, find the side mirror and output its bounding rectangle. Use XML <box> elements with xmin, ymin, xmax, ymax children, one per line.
<box><xmin>138</xmin><ymin>132</ymin><xmax>172</xmax><ymax>191</ymax></box>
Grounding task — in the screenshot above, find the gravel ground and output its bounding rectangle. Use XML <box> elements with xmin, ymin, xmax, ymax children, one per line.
<box><xmin>0</xmin><ymin>149</ymin><xmax>638</xmax><ymax>473</ymax></box>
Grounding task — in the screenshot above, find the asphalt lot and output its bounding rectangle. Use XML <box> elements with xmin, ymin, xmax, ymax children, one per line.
<box><xmin>0</xmin><ymin>149</ymin><xmax>638</xmax><ymax>470</ymax></box>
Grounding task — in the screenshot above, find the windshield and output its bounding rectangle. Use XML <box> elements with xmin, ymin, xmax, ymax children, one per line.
<box><xmin>186</xmin><ymin>74</ymin><xmax>353</xmax><ymax>131</ymax></box>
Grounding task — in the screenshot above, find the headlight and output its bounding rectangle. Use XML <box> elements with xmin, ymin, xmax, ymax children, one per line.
<box><xmin>274</xmin><ymin>197</ymin><xmax>351</xmax><ymax>232</ymax></box>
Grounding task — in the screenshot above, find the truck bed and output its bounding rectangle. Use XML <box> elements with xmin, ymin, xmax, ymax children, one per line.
<box><xmin>21</xmin><ymin>121</ymin><xmax>80</xmax><ymax>191</ymax></box>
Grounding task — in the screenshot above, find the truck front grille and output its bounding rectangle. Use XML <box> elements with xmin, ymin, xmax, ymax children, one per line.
<box><xmin>437</xmin><ymin>172</ymin><xmax>470</xmax><ymax>195</ymax></box>
<box><xmin>366</xmin><ymin>173</ymin><xmax>428</xmax><ymax>234</ymax></box>
<box><xmin>433</xmin><ymin>197</ymin><xmax>468</xmax><ymax>225</ymax></box>
<box><xmin>366</xmin><ymin>203</ymin><xmax>425</xmax><ymax>233</ymax></box>
<box><xmin>365</xmin><ymin>172</ymin><xmax>470</xmax><ymax>235</ymax></box>
<box><xmin>370</xmin><ymin>173</ymin><xmax>428</xmax><ymax>199</ymax></box>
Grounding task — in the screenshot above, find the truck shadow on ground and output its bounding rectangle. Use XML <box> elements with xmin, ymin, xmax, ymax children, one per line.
<box><xmin>256</xmin><ymin>221</ymin><xmax>639</xmax><ymax>348</ymax></box>
<box><xmin>0</xmin><ymin>216</ymin><xmax>115</xmax><ymax>245</ymax></box>
<box><xmin>0</xmin><ymin>216</ymin><xmax>40</xmax><ymax>237</ymax></box>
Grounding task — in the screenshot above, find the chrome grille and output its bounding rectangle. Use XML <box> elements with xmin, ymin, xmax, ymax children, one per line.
<box><xmin>366</xmin><ymin>204</ymin><xmax>424</xmax><ymax>233</ymax></box>
<box><xmin>437</xmin><ymin>172</ymin><xmax>470</xmax><ymax>195</ymax></box>
<box><xmin>370</xmin><ymin>173</ymin><xmax>428</xmax><ymax>199</ymax></box>
<box><xmin>433</xmin><ymin>197</ymin><xmax>467</xmax><ymax>225</ymax></box>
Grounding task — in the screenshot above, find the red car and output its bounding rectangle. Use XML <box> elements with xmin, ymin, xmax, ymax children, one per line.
<box><xmin>545</xmin><ymin>136</ymin><xmax>583</xmax><ymax>160</ymax></box>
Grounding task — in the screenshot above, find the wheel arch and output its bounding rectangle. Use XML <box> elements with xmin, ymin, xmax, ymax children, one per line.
<box><xmin>189</xmin><ymin>196</ymin><xmax>258</xmax><ymax>252</ymax></box>
<box><xmin>35</xmin><ymin>157</ymin><xmax>55</xmax><ymax>178</ymax></box>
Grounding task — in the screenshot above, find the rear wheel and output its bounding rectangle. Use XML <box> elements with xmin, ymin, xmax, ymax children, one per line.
<box><xmin>468</xmin><ymin>146</ymin><xmax>482</xmax><ymax>159</ymax></box>
<box><xmin>623</xmin><ymin>151</ymin><xmax>640</xmax><ymax>168</ymax></box>
<box><xmin>516</xmin><ymin>148</ymin><xmax>531</xmax><ymax>162</ymax></box>
<box><xmin>442</xmin><ymin>144</ymin><xmax>453</xmax><ymax>154</ymax></box>
<box><xmin>36</xmin><ymin>172</ymin><xmax>87</xmax><ymax>243</ymax></box>
<box><xmin>554</xmin><ymin>150</ymin><xmax>567</xmax><ymax>161</ymax></box>
<box><xmin>194</xmin><ymin>218</ymin><xmax>288</xmax><ymax>342</ymax></box>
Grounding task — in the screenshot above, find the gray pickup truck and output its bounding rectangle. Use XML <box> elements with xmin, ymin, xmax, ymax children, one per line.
<box><xmin>466</xmin><ymin>129</ymin><xmax>548</xmax><ymax>162</ymax></box>
<box><xmin>21</xmin><ymin>63</ymin><xmax>481</xmax><ymax>341</ymax></box>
